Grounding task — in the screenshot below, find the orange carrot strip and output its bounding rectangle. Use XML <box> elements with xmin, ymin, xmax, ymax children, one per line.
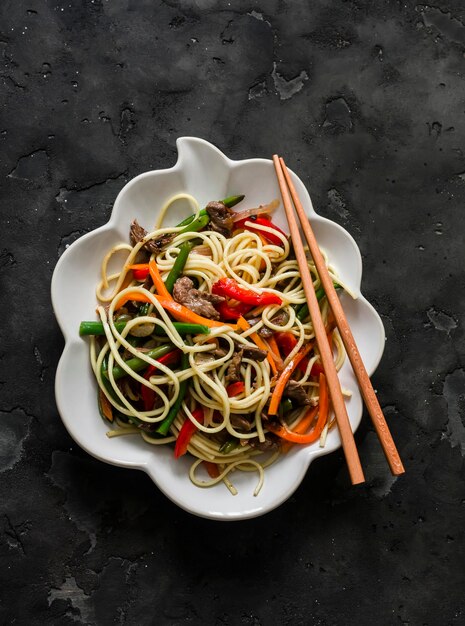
<box><xmin>281</xmin><ymin>404</ymin><xmax>319</xmax><ymax>453</ymax></box>
<box><xmin>115</xmin><ymin>291</ymin><xmax>237</xmax><ymax>329</ymax></box>
<box><xmin>237</xmin><ymin>317</ymin><xmax>278</xmax><ymax>376</ymax></box>
<box><xmin>149</xmin><ymin>259</ymin><xmax>170</xmax><ymax>298</ymax></box>
<box><xmin>127</xmin><ymin>264</ymin><xmax>149</xmax><ymax>270</ymax></box>
<box><xmin>268</xmin><ymin>342</ymin><xmax>314</xmax><ymax>415</ymax></box>
<box><xmin>266</xmin><ymin>335</ymin><xmax>284</xmax><ymax>371</ymax></box>
<box><xmin>269</xmin><ymin>373</ymin><xmax>329</xmax><ymax>444</ymax></box>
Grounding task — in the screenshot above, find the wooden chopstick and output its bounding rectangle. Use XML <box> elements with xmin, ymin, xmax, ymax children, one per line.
<box><xmin>273</xmin><ymin>155</ymin><xmax>365</xmax><ymax>486</ymax></box>
<box><xmin>277</xmin><ymin>156</ymin><xmax>405</xmax><ymax>477</ymax></box>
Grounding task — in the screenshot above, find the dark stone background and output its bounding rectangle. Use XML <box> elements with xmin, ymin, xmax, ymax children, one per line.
<box><xmin>1</xmin><ymin>1</ymin><xmax>464</xmax><ymax>624</ymax></box>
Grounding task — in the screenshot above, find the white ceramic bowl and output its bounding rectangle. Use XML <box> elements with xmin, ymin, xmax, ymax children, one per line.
<box><xmin>51</xmin><ymin>137</ymin><xmax>385</xmax><ymax>520</ymax></box>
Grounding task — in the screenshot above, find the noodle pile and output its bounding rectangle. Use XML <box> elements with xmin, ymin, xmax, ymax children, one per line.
<box><xmin>87</xmin><ymin>194</ymin><xmax>348</xmax><ymax>495</ymax></box>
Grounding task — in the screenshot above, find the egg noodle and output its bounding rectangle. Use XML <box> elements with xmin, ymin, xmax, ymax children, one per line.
<box><xmin>87</xmin><ymin>194</ymin><xmax>347</xmax><ymax>496</ymax></box>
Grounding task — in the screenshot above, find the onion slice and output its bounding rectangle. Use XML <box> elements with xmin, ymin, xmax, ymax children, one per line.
<box><xmin>231</xmin><ymin>199</ymin><xmax>280</xmax><ymax>222</ymax></box>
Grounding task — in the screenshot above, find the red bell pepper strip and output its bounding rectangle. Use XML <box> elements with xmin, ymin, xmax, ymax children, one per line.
<box><xmin>128</xmin><ymin>264</ymin><xmax>150</xmax><ymax>281</ymax></box>
<box><xmin>174</xmin><ymin>407</ymin><xmax>204</xmax><ymax>458</ymax></box>
<box><xmin>216</xmin><ymin>300</ymin><xmax>253</xmax><ymax>321</ymax></box>
<box><xmin>234</xmin><ymin>216</ymin><xmax>287</xmax><ymax>246</ymax></box>
<box><xmin>212</xmin><ymin>278</ymin><xmax>282</xmax><ymax>306</ymax></box>
<box><xmin>275</xmin><ymin>332</ymin><xmax>309</xmax><ymax>374</ymax></box>
<box><xmin>226</xmin><ymin>381</ymin><xmax>246</xmax><ymax>397</ymax></box>
<box><xmin>310</xmin><ymin>362</ymin><xmax>324</xmax><ymax>378</ymax></box>
<box><xmin>141</xmin><ymin>349</ymin><xmax>182</xmax><ymax>410</ymax></box>
<box><xmin>204</xmin><ymin>461</ymin><xmax>220</xmax><ymax>478</ymax></box>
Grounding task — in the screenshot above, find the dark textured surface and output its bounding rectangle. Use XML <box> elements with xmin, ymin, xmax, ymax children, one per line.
<box><xmin>1</xmin><ymin>1</ymin><xmax>465</xmax><ymax>624</ymax></box>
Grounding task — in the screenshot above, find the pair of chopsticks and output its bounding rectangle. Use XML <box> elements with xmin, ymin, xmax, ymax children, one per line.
<box><xmin>273</xmin><ymin>155</ymin><xmax>405</xmax><ymax>485</ymax></box>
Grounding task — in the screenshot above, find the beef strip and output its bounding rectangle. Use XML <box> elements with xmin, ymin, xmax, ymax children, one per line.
<box><xmin>212</xmin><ymin>347</ymin><xmax>228</xmax><ymax>358</ymax></box>
<box><xmin>230</xmin><ymin>414</ymin><xmax>253</xmax><ymax>432</ymax></box>
<box><xmin>205</xmin><ymin>201</ymin><xmax>235</xmax><ymax>237</ymax></box>
<box><xmin>246</xmin><ymin>311</ymin><xmax>289</xmax><ymax>338</ymax></box>
<box><xmin>225</xmin><ymin>350</ymin><xmax>242</xmax><ymax>384</ymax></box>
<box><xmin>130</xmin><ymin>219</ymin><xmax>174</xmax><ymax>253</ymax></box>
<box><xmin>247</xmin><ymin>317</ymin><xmax>273</xmax><ymax>338</ymax></box>
<box><xmin>284</xmin><ymin>380</ymin><xmax>312</xmax><ymax>406</ymax></box>
<box><xmin>242</xmin><ymin>345</ymin><xmax>267</xmax><ymax>361</ymax></box>
<box><xmin>172</xmin><ymin>276</ymin><xmax>224</xmax><ymax>320</ymax></box>
<box><xmin>270</xmin><ymin>310</ymin><xmax>289</xmax><ymax>326</ymax></box>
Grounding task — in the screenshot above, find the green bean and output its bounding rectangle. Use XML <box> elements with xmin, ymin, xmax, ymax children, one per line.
<box><xmin>296</xmin><ymin>284</ymin><xmax>340</xmax><ymax>322</ymax></box>
<box><xmin>164</xmin><ymin>241</ymin><xmax>195</xmax><ymax>294</ymax></box>
<box><xmin>177</xmin><ymin>209</ymin><xmax>207</xmax><ymax>228</ymax></box>
<box><xmin>80</xmin><ymin>321</ymin><xmax>209</xmax><ymax>337</ymax></box>
<box><xmin>103</xmin><ymin>344</ymin><xmax>174</xmax><ymax>381</ymax></box>
<box><xmin>178</xmin><ymin>214</ymin><xmax>210</xmax><ymax>235</ymax></box>
<box><xmin>138</xmin><ymin>302</ymin><xmax>150</xmax><ymax>316</ymax></box>
<box><xmin>156</xmin><ymin>352</ymin><xmax>190</xmax><ymax>436</ymax></box>
<box><xmin>80</xmin><ymin>321</ymin><xmax>127</xmax><ymax>336</ymax></box>
<box><xmin>99</xmin><ymin>353</ymin><xmax>119</xmax><ymax>403</ymax></box>
<box><xmin>222</xmin><ymin>194</ymin><xmax>245</xmax><ymax>208</ymax></box>
<box><xmin>176</xmin><ymin>194</ymin><xmax>244</xmax><ymax>228</ymax></box>
<box><xmin>154</xmin><ymin>323</ymin><xmax>210</xmax><ymax>336</ymax></box>
<box><xmin>219</xmin><ymin>439</ymin><xmax>238</xmax><ymax>455</ymax></box>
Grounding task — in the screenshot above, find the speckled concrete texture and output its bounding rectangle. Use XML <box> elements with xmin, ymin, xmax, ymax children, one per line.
<box><xmin>1</xmin><ymin>1</ymin><xmax>465</xmax><ymax>625</ymax></box>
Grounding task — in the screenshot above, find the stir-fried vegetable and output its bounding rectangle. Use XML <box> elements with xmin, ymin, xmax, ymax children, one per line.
<box><xmin>237</xmin><ymin>317</ymin><xmax>279</xmax><ymax>375</ymax></box>
<box><xmin>234</xmin><ymin>216</ymin><xmax>288</xmax><ymax>246</ymax></box>
<box><xmin>128</xmin><ymin>264</ymin><xmax>150</xmax><ymax>281</ymax></box>
<box><xmin>268</xmin><ymin>373</ymin><xmax>328</xmax><ymax>444</ymax></box>
<box><xmin>268</xmin><ymin>343</ymin><xmax>314</xmax><ymax>415</ymax></box>
<box><xmin>149</xmin><ymin>259</ymin><xmax>171</xmax><ymax>298</ymax></box>
<box><xmin>141</xmin><ymin>349</ymin><xmax>182</xmax><ymax>411</ymax></box>
<box><xmin>156</xmin><ymin>352</ymin><xmax>190</xmax><ymax>435</ymax></box>
<box><xmin>80</xmin><ymin>320</ymin><xmax>209</xmax><ymax>337</ymax></box>
<box><xmin>226</xmin><ymin>381</ymin><xmax>246</xmax><ymax>397</ymax></box>
<box><xmin>174</xmin><ymin>407</ymin><xmax>204</xmax><ymax>458</ymax></box>
<box><xmin>177</xmin><ymin>194</ymin><xmax>245</xmax><ymax>228</ymax></box>
<box><xmin>164</xmin><ymin>240</ymin><xmax>195</xmax><ymax>294</ymax></box>
<box><xmin>116</xmin><ymin>291</ymin><xmax>238</xmax><ymax>329</ymax></box>
<box><xmin>216</xmin><ymin>300</ymin><xmax>253</xmax><ymax>321</ymax></box>
<box><xmin>103</xmin><ymin>344</ymin><xmax>174</xmax><ymax>381</ymax></box>
<box><xmin>212</xmin><ymin>278</ymin><xmax>282</xmax><ymax>306</ymax></box>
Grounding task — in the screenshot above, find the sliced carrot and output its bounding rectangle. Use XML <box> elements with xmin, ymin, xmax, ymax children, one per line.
<box><xmin>115</xmin><ymin>291</ymin><xmax>238</xmax><ymax>330</ymax></box>
<box><xmin>98</xmin><ymin>389</ymin><xmax>114</xmax><ymax>423</ymax></box>
<box><xmin>281</xmin><ymin>404</ymin><xmax>319</xmax><ymax>453</ymax></box>
<box><xmin>269</xmin><ymin>373</ymin><xmax>329</xmax><ymax>444</ymax></box>
<box><xmin>237</xmin><ymin>316</ymin><xmax>278</xmax><ymax>376</ymax></box>
<box><xmin>149</xmin><ymin>259</ymin><xmax>170</xmax><ymax>298</ymax></box>
<box><xmin>268</xmin><ymin>342</ymin><xmax>314</xmax><ymax>415</ymax></box>
<box><xmin>266</xmin><ymin>335</ymin><xmax>284</xmax><ymax>371</ymax></box>
<box><xmin>127</xmin><ymin>263</ymin><xmax>149</xmax><ymax>270</ymax></box>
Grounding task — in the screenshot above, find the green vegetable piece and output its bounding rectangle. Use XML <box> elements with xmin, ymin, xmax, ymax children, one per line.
<box><xmin>154</xmin><ymin>323</ymin><xmax>210</xmax><ymax>337</ymax></box>
<box><xmin>278</xmin><ymin>398</ymin><xmax>293</xmax><ymax>418</ymax></box>
<box><xmin>178</xmin><ymin>214</ymin><xmax>210</xmax><ymax>235</ymax></box>
<box><xmin>175</xmin><ymin>194</ymin><xmax>244</xmax><ymax>228</ymax></box>
<box><xmin>296</xmin><ymin>283</ymin><xmax>340</xmax><ymax>322</ymax></box>
<box><xmin>138</xmin><ymin>302</ymin><xmax>150</xmax><ymax>316</ymax></box>
<box><xmin>103</xmin><ymin>344</ymin><xmax>174</xmax><ymax>381</ymax></box>
<box><xmin>222</xmin><ymin>194</ymin><xmax>245</xmax><ymax>208</ymax></box>
<box><xmin>156</xmin><ymin>352</ymin><xmax>190</xmax><ymax>436</ymax></box>
<box><xmin>219</xmin><ymin>439</ymin><xmax>238</xmax><ymax>454</ymax></box>
<box><xmin>164</xmin><ymin>240</ymin><xmax>196</xmax><ymax>294</ymax></box>
<box><xmin>176</xmin><ymin>209</ymin><xmax>207</xmax><ymax>228</ymax></box>
<box><xmin>80</xmin><ymin>320</ymin><xmax>209</xmax><ymax>337</ymax></box>
<box><xmin>79</xmin><ymin>321</ymin><xmax>126</xmax><ymax>336</ymax></box>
